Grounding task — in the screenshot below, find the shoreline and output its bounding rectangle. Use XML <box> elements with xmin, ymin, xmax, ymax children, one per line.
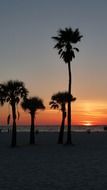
<box><xmin>0</xmin><ymin>124</ymin><xmax>107</xmax><ymax>133</ymax></box>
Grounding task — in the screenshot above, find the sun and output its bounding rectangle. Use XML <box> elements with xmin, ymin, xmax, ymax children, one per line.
<box><xmin>83</xmin><ymin>121</ymin><xmax>92</xmax><ymax>126</ymax></box>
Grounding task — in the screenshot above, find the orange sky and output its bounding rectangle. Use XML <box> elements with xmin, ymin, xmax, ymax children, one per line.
<box><xmin>0</xmin><ymin>99</ymin><xmax>107</xmax><ymax>126</ymax></box>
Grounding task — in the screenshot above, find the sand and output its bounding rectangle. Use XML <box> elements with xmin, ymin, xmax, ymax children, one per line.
<box><xmin>0</xmin><ymin>131</ymin><xmax>107</xmax><ymax>190</ymax></box>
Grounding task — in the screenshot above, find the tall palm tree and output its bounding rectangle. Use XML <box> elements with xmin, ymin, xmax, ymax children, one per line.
<box><xmin>52</xmin><ymin>27</ymin><xmax>82</xmax><ymax>144</ymax></box>
<box><xmin>49</xmin><ymin>92</ymin><xmax>76</xmax><ymax>144</ymax></box>
<box><xmin>0</xmin><ymin>80</ymin><xmax>28</xmax><ymax>147</ymax></box>
<box><xmin>21</xmin><ymin>97</ymin><xmax>45</xmax><ymax>144</ymax></box>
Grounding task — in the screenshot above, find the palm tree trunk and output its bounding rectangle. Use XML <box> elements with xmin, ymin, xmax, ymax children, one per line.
<box><xmin>30</xmin><ymin>113</ymin><xmax>35</xmax><ymax>144</ymax></box>
<box><xmin>11</xmin><ymin>102</ymin><xmax>17</xmax><ymax>147</ymax></box>
<box><xmin>58</xmin><ymin>110</ymin><xmax>66</xmax><ymax>144</ymax></box>
<box><xmin>67</xmin><ymin>61</ymin><xmax>72</xmax><ymax>144</ymax></box>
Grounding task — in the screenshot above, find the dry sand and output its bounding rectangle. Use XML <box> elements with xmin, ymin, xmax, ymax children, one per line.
<box><xmin>0</xmin><ymin>131</ymin><xmax>107</xmax><ymax>190</ymax></box>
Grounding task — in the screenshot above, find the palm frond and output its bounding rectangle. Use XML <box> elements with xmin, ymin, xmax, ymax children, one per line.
<box><xmin>73</xmin><ymin>47</ymin><xmax>79</xmax><ymax>52</ymax></box>
<box><xmin>51</xmin><ymin>91</ymin><xmax>76</xmax><ymax>103</ymax></box>
<box><xmin>21</xmin><ymin>96</ymin><xmax>45</xmax><ymax>114</ymax></box>
<box><xmin>17</xmin><ymin>111</ymin><xmax>20</xmax><ymax>120</ymax></box>
<box><xmin>52</xmin><ymin>27</ymin><xmax>82</xmax><ymax>63</ymax></box>
<box><xmin>50</xmin><ymin>104</ymin><xmax>59</xmax><ymax>109</ymax></box>
<box><xmin>7</xmin><ymin>114</ymin><xmax>11</xmax><ymax>125</ymax></box>
<box><xmin>0</xmin><ymin>80</ymin><xmax>28</xmax><ymax>105</ymax></box>
<box><xmin>49</xmin><ymin>100</ymin><xmax>59</xmax><ymax>110</ymax></box>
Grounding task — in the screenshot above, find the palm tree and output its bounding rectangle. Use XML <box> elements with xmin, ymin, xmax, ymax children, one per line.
<box><xmin>0</xmin><ymin>80</ymin><xmax>28</xmax><ymax>147</ymax></box>
<box><xmin>21</xmin><ymin>97</ymin><xmax>45</xmax><ymax>144</ymax></box>
<box><xmin>49</xmin><ymin>92</ymin><xmax>76</xmax><ymax>144</ymax></box>
<box><xmin>52</xmin><ymin>27</ymin><xmax>82</xmax><ymax>144</ymax></box>
<box><xmin>0</xmin><ymin>90</ymin><xmax>5</xmax><ymax>106</ymax></box>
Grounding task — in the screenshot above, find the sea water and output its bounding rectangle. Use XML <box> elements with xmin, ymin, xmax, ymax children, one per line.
<box><xmin>0</xmin><ymin>125</ymin><xmax>106</xmax><ymax>133</ymax></box>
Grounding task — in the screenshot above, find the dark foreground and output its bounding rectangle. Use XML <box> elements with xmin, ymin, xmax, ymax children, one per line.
<box><xmin>0</xmin><ymin>132</ymin><xmax>107</xmax><ymax>190</ymax></box>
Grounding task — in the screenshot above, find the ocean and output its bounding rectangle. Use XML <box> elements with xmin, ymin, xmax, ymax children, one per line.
<box><xmin>0</xmin><ymin>125</ymin><xmax>107</xmax><ymax>133</ymax></box>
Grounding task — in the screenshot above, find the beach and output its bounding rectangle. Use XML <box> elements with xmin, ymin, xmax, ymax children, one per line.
<box><xmin>0</xmin><ymin>131</ymin><xmax>107</xmax><ymax>190</ymax></box>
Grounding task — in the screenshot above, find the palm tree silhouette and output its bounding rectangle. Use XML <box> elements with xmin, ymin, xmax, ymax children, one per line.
<box><xmin>21</xmin><ymin>97</ymin><xmax>45</xmax><ymax>144</ymax></box>
<box><xmin>49</xmin><ymin>92</ymin><xmax>76</xmax><ymax>144</ymax></box>
<box><xmin>0</xmin><ymin>80</ymin><xmax>28</xmax><ymax>147</ymax></box>
<box><xmin>52</xmin><ymin>27</ymin><xmax>82</xmax><ymax>144</ymax></box>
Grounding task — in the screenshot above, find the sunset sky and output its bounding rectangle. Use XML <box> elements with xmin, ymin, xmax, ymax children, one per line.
<box><xmin>0</xmin><ymin>0</ymin><xmax>107</xmax><ymax>126</ymax></box>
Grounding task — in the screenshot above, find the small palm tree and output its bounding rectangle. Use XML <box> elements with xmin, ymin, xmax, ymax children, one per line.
<box><xmin>21</xmin><ymin>97</ymin><xmax>45</xmax><ymax>144</ymax></box>
<box><xmin>52</xmin><ymin>27</ymin><xmax>82</xmax><ymax>144</ymax></box>
<box><xmin>49</xmin><ymin>92</ymin><xmax>76</xmax><ymax>144</ymax></box>
<box><xmin>0</xmin><ymin>80</ymin><xmax>28</xmax><ymax>147</ymax></box>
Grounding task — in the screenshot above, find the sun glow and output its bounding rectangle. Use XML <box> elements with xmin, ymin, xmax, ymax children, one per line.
<box><xmin>83</xmin><ymin>121</ymin><xmax>92</xmax><ymax>126</ymax></box>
